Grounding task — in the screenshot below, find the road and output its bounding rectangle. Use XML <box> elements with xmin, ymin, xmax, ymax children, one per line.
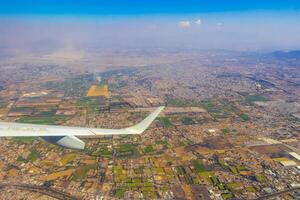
<box><xmin>0</xmin><ymin>183</ymin><xmax>81</xmax><ymax>200</ymax></box>
<box><xmin>255</xmin><ymin>187</ymin><xmax>300</xmax><ymax>200</ymax></box>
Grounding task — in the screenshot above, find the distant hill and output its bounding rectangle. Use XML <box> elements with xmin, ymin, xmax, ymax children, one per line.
<box><xmin>270</xmin><ymin>50</ymin><xmax>300</xmax><ymax>59</ymax></box>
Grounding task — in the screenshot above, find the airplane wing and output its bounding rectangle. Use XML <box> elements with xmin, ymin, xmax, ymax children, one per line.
<box><xmin>0</xmin><ymin>106</ymin><xmax>164</xmax><ymax>149</ymax></box>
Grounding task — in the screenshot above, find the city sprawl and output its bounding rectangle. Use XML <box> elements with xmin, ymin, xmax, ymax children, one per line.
<box><xmin>0</xmin><ymin>49</ymin><xmax>299</xmax><ymax>199</ymax></box>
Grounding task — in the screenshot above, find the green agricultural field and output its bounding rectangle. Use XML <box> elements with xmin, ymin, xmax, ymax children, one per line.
<box><xmin>17</xmin><ymin>149</ymin><xmax>40</xmax><ymax>163</ymax></box>
<box><xmin>199</xmin><ymin>171</ymin><xmax>215</xmax><ymax>183</ymax></box>
<box><xmin>114</xmin><ymin>188</ymin><xmax>126</xmax><ymax>198</ymax></box>
<box><xmin>60</xmin><ymin>154</ymin><xmax>77</xmax><ymax>165</ymax></box>
<box><xmin>218</xmin><ymin>183</ymin><xmax>226</xmax><ymax>190</ymax></box>
<box><xmin>43</xmin><ymin>74</ymin><xmax>95</xmax><ymax>97</ymax></box>
<box><xmin>237</xmin><ymin>166</ymin><xmax>248</xmax><ymax>172</ymax></box>
<box><xmin>141</xmin><ymin>187</ymin><xmax>157</xmax><ymax>199</ymax></box>
<box><xmin>245</xmin><ymin>95</ymin><xmax>267</xmax><ymax>103</ymax></box>
<box><xmin>9</xmin><ymin>107</ymin><xmax>33</xmax><ymax>112</ymax></box>
<box><xmin>133</xmin><ymin>166</ymin><xmax>144</xmax><ymax>174</ymax></box>
<box><xmin>239</xmin><ymin>113</ymin><xmax>249</xmax><ymax>121</ymax></box>
<box><xmin>222</xmin><ymin>193</ymin><xmax>234</xmax><ymax>200</ymax></box>
<box><xmin>221</xmin><ymin>128</ymin><xmax>230</xmax><ymax>134</ymax></box>
<box><xmin>229</xmin><ymin>166</ymin><xmax>239</xmax><ymax>174</ymax></box>
<box><xmin>176</xmin><ymin>166</ymin><xmax>186</xmax><ymax>175</ymax></box>
<box><xmin>72</xmin><ymin>164</ymin><xmax>96</xmax><ymax>181</ymax></box>
<box><xmin>16</xmin><ymin>108</ymin><xmax>68</xmax><ymax>125</ymax></box>
<box><xmin>158</xmin><ymin>117</ymin><xmax>172</xmax><ymax>128</ymax></box>
<box><xmin>17</xmin><ymin>115</ymin><xmax>66</xmax><ymax>125</ymax></box>
<box><xmin>13</xmin><ymin>137</ymin><xmax>37</xmax><ymax>143</ymax></box>
<box><xmin>210</xmin><ymin>176</ymin><xmax>220</xmax><ymax>186</ymax></box>
<box><xmin>181</xmin><ymin>117</ymin><xmax>195</xmax><ymax>125</ymax></box>
<box><xmin>167</xmin><ymin>98</ymin><xmax>204</xmax><ymax>107</ymax></box>
<box><xmin>77</xmin><ymin>97</ymin><xmax>107</xmax><ymax>112</ymax></box>
<box><xmin>28</xmin><ymin>150</ymin><xmax>40</xmax><ymax>162</ymax></box>
<box><xmin>116</xmin><ymin>143</ymin><xmax>139</xmax><ymax>157</ymax></box>
<box><xmin>200</xmin><ymin>100</ymin><xmax>216</xmax><ymax>112</ymax></box>
<box><xmin>191</xmin><ymin>160</ymin><xmax>206</xmax><ymax>173</ymax></box>
<box><xmin>95</xmin><ymin>145</ymin><xmax>112</xmax><ymax>157</ymax></box>
<box><xmin>255</xmin><ymin>174</ymin><xmax>267</xmax><ymax>182</ymax></box>
<box><xmin>156</xmin><ymin>140</ymin><xmax>170</xmax><ymax>148</ymax></box>
<box><xmin>246</xmin><ymin>186</ymin><xmax>256</xmax><ymax>192</ymax></box>
<box><xmin>144</xmin><ymin>145</ymin><xmax>155</xmax><ymax>154</ymax></box>
<box><xmin>17</xmin><ymin>155</ymin><xmax>27</xmax><ymax>163</ymax></box>
<box><xmin>226</xmin><ymin>182</ymin><xmax>243</xmax><ymax>191</ymax></box>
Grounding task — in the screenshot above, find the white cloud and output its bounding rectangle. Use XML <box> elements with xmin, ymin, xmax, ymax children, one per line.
<box><xmin>217</xmin><ymin>22</ymin><xmax>223</xmax><ymax>30</ymax></box>
<box><xmin>195</xmin><ymin>19</ymin><xmax>202</xmax><ymax>25</ymax></box>
<box><xmin>178</xmin><ymin>21</ymin><xmax>191</xmax><ymax>28</ymax></box>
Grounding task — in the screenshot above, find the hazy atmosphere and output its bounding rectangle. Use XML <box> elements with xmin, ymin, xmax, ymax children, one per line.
<box><xmin>0</xmin><ymin>1</ymin><xmax>300</xmax><ymax>200</ymax></box>
<box><xmin>1</xmin><ymin>0</ymin><xmax>300</xmax><ymax>57</ymax></box>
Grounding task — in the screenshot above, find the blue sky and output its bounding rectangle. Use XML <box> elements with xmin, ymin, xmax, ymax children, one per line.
<box><xmin>1</xmin><ymin>0</ymin><xmax>300</xmax><ymax>15</ymax></box>
<box><xmin>0</xmin><ymin>1</ymin><xmax>300</xmax><ymax>52</ymax></box>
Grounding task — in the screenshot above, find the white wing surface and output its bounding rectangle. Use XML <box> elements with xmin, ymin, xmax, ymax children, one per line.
<box><xmin>0</xmin><ymin>106</ymin><xmax>165</xmax><ymax>137</ymax></box>
<box><xmin>0</xmin><ymin>106</ymin><xmax>164</xmax><ymax>149</ymax></box>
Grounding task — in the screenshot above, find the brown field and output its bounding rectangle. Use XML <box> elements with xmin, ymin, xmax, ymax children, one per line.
<box><xmin>81</xmin><ymin>159</ymin><xmax>96</xmax><ymax>165</ymax></box>
<box><xmin>41</xmin><ymin>169</ymin><xmax>75</xmax><ymax>181</ymax></box>
<box><xmin>8</xmin><ymin>169</ymin><xmax>18</xmax><ymax>177</ymax></box>
<box><xmin>87</xmin><ymin>85</ymin><xmax>109</xmax><ymax>97</ymax></box>
<box><xmin>249</xmin><ymin>144</ymin><xmax>289</xmax><ymax>156</ymax></box>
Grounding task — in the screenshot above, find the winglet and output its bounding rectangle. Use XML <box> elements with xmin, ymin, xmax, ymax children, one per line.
<box><xmin>125</xmin><ymin>106</ymin><xmax>165</xmax><ymax>134</ymax></box>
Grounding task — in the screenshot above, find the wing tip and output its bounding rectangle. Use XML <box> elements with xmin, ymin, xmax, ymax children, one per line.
<box><xmin>125</xmin><ymin>106</ymin><xmax>165</xmax><ymax>134</ymax></box>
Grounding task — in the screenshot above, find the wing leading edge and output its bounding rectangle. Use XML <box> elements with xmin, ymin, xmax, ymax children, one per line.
<box><xmin>0</xmin><ymin>106</ymin><xmax>164</xmax><ymax>150</ymax></box>
<box><xmin>0</xmin><ymin>106</ymin><xmax>164</xmax><ymax>137</ymax></box>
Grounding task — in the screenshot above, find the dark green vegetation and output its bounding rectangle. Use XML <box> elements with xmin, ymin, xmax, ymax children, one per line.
<box><xmin>116</xmin><ymin>143</ymin><xmax>139</xmax><ymax>157</ymax></box>
<box><xmin>17</xmin><ymin>116</ymin><xmax>66</xmax><ymax>125</ymax></box>
<box><xmin>176</xmin><ymin>165</ymin><xmax>200</xmax><ymax>185</ymax></box>
<box><xmin>167</xmin><ymin>98</ymin><xmax>243</xmax><ymax>120</ymax></box>
<box><xmin>200</xmin><ymin>100</ymin><xmax>216</xmax><ymax>112</ymax></box>
<box><xmin>115</xmin><ymin>188</ymin><xmax>126</xmax><ymax>198</ymax></box>
<box><xmin>9</xmin><ymin>106</ymin><xmax>33</xmax><ymax>112</ymax></box>
<box><xmin>221</xmin><ymin>128</ymin><xmax>230</xmax><ymax>134</ymax></box>
<box><xmin>133</xmin><ymin>166</ymin><xmax>144</xmax><ymax>174</ymax></box>
<box><xmin>255</xmin><ymin>174</ymin><xmax>267</xmax><ymax>182</ymax></box>
<box><xmin>198</xmin><ymin>99</ymin><xmax>241</xmax><ymax>119</ymax></box>
<box><xmin>28</xmin><ymin>150</ymin><xmax>40</xmax><ymax>162</ymax></box>
<box><xmin>191</xmin><ymin>160</ymin><xmax>206</xmax><ymax>173</ymax></box>
<box><xmin>181</xmin><ymin>117</ymin><xmax>196</xmax><ymax>125</ymax></box>
<box><xmin>226</xmin><ymin>182</ymin><xmax>243</xmax><ymax>191</ymax></box>
<box><xmin>205</xmin><ymin>101</ymin><xmax>240</xmax><ymax>119</ymax></box>
<box><xmin>95</xmin><ymin>144</ymin><xmax>112</xmax><ymax>158</ymax></box>
<box><xmin>158</xmin><ymin>117</ymin><xmax>172</xmax><ymax>128</ymax></box>
<box><xmin>239</xmin><ymin>113</ymin><xmax>249</xmax><ymax>121</ymax></box>
<box><xmin>222</xmin><ymin>193</ymin><xmax>234</xmax><ymax>200</ymax></box>
<box><xmin>245</xmin><ymin>95</ymin><xmax>267</xmax><ymax>103</ymax></box>
<box><xmin>17</xmin><ymin>149</ymin><xmax>40</xmax><ymax>163</ymax></box>
<box><xmin>43</xmin><ymin>73</ymin><xmax>95</xmax><ymax>97</ymax></box>
<box><xmin>16</xmin><ymin>110</ymin><xmax>67</xmax><ymax>125</ymax></box>
<box><xmin>144</xmin><ymin>145</ymin><xmax>155</xmax><ymax>154</ymax></box>
<box><xmin>167</xmin><ymin>98</ymin><xmax>202</xmax><ymax>107</ymax></box>
<box><xmin>13</xmin><ymin>137</ymin><xmax>37</xmax><ymax>143</ymax></box>
<box><xmin>72</xmin><ymin>164</ymin><xmax>97</xmax><ymax>181</ymax></box>
<box><xmin>210</xmin><ymin>176</ymin><xmax>220</xmax><ymax>186</ymax></box>
<box><xmin>77</xmin><ymin>97</ymin><xmax>107</xmax><ymax>113</ymax></box>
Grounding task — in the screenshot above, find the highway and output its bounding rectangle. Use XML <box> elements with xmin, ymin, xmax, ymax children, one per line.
<box><xmin>255</xmin><ymin>187</ymin><xmax>300</xmax><ymax>200</ymax></box>
<box><xmin>0</xmin><ymin>183</ymin><xmax>81</xmax><ymax>200</ymax></box>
